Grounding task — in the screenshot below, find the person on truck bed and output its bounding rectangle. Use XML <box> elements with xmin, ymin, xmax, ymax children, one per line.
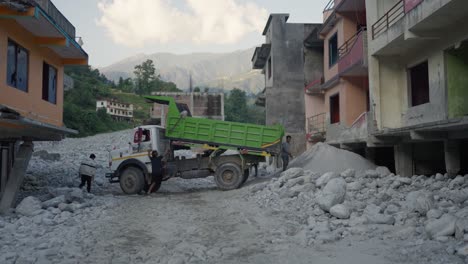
<box><xmin>282</xmin><ymin>135</ymin><xmax>293</xmax><ymax>172</ymax></box>
<box><xmin>147</xmin><ymin>150</ymin><xmax>165</xmax><ymax>194</ymax></box>
<box><xmin>79</xmin><ymin>154</ymin><xmax>97</xmax><ymax>193</ymax></box>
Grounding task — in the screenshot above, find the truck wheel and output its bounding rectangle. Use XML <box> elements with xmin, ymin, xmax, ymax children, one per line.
<box><xmin>214</xmin><ymin>163</ymin><xmax>243</xmax><ymax>190</ymax></box>
<box><xmin>120</xmin><ymin>167</ymin><xmax>145</xmax><ymax>194</ymax></box>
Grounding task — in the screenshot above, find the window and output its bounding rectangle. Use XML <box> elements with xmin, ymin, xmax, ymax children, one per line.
<box><xmin>7</xmin><ymin>40</ymin><xmax>29</xmax><ymax>92</ymax></box>
<box><xmin>409</xmin><ymin>61</ymin><xmax>430</xmax><ymax>106</ymax></box>
<box><xmin>330</xmin><ymin>93</ymin><xmax>340</xmax><ymax>124</ymax></box>
<box><xmin>101</xmin><ymin>102</ymin><xmax>104</xmax><ymax>106</ymax></box>
<box><xmin>42</xmin><ymin>62</ymin><xmax>57</xmax><ymax>104</ymax></box>
<box><xmin>267</xmin><ymin>57</ymin><xmax>272</xmax><ymax>79</ymax></box>
<box><xmin>329</xmin><ymin>33</ymin><xmax>338</xmax><ymax>68</ymax></box>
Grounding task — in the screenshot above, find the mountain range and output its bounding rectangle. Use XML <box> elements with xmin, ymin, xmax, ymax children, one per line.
<box><xmin>99</xmin><ymin>48</ymin><xmax>264</xmax><ymax>94</ymax></box>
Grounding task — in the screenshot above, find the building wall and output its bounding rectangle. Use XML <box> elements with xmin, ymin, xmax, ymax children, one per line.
<box><xmin>447</xmin><ymin>45</ymin><xmax>468</xmax><ymax>118</ymax></box>
<box><xmin>150</xmin><ymin>93</ymin><xmax>224</xmax><ymax>120</ymax></box>
<box><xmin>0</xmin><ymin>20</ymin><xmax>64</xmax><ymax>127</ymax></box>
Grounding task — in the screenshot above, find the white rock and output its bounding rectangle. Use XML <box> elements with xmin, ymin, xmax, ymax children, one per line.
<box><xmin>317</xmin><ymin>177</ymin><xmax>347</xmax><ymax>212</ymax></box>
<box><xmin>279</xmin><ymin>168</ymin><xmax>304</xmax><ymax>181</ymax></box>
<box><xmin>426</xmin><ymin>209</ymin><xmax>443</xmax><ymax>219</ymax></box>
<box><xmin>456</xmin><ymin>244</ymin><xmax>468</xmax><ymax>256</ymax></box>
<box><xmin>69</xmin><ymin>188</ymin><xmax>84</xmax><ymax>203</ymax></box>
<box><xmin>455</xmin><ymin>219</ymin><xmax>468</xmax><ymax>240</ymax></box>
<box><xmin>376</xmin><ymin>167</ymin><xmax>391</xmax><ymax>177</ymax></box>
<box><xmin>364</xmin><ymin>170</ymin><xmax>380</xmax><ymax>178</ymax></box>
<box><xmin>366</xmin><ymin>213</ymin><xmax>395</xmax><ymax>225</ymax></box>
<box><xmin>449</xmin><ymin>176</ymin><xmax>465</xmax><ymax>189</ymax></box>
<box><xmin>398</xmin><ymin>177</ymin><xmax>412</xmax><ymax>185</ymax></box>
<box><xmin>406</xmin><ymin>191</ymin><xmax>434</xmax><ymax>216</ymax></box>
<box><xmin>340</xmin><ymin>169</ymin><xmax>355</xmax><ymax>178</ymax></box>
<box><xmin>313</xmin><ymin>220</ymin><xmax>330</xmax><ymax>233</ymax></box>
<box><xmin>425</xmin><ymin>214</ymin><xmax>457</xmax><ymax>239</ymax></box>
<box><xmin>330</xmin><ymin>204</ymin><xmax>350</xmax><ymax>219</ymax></box>
<box><xmin>16</xmin><ymin>196</ymin><xmax>42</xmax><ymax>216</ymax></box>
<box><xmin>58</xmin><ymin>203</ymin><xmax>74</xmax><ymax>212</ymax></box>
<box><xmin>42</xmin><ymin>195</ymin><xmax>66</xmax><ymax>208</ymax></box>
<box><xmin>347</xmin><ymin>182</ymin><xmax>362</xmax><ymax>192</ymax></box>
<box><xmin>435</xmin><ymin>173</ymin><xmax>445</xmax><ymax>181</ymax></box>
<box><xmin>316</xmin><ymin>172</ymin><xmax>339</xmax><ymax>188</ymax></box>
<box><xmin>384</xmin><ymin>204</ymin><xmax>400</xmax><ymax>215</ymax></box>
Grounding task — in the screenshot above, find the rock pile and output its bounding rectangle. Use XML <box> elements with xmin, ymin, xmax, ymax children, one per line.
<box><xmin>249</xmin><ymin>165</ymin><xmax>468</xmax><ymax>260</ymax></box>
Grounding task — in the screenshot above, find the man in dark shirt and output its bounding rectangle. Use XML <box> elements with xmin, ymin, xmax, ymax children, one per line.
<box><xmin>147</xmin><ymin>150</ymin><xmax>164</xmax><ymax>194</ymax></box>
<box><xmin>281</xmin><ymin>135</ymin><xmax>293</xmax><ymax>171</ymax></box>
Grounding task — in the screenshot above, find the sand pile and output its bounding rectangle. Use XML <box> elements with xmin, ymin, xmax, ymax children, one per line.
<box><xmin>288</xmin><ymin>143</ymin><xmax>376</xmax><ymax>175</ymax></box>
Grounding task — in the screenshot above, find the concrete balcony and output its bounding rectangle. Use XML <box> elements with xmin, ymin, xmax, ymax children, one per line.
<box><xmin>0</xmin><ymin>0</ymin><xmax>87</xmax><ymax>64</ymax></box>
<box><xmin>370</xmin><ymin>0</ymin><xmax>468</xmax><ymax>56</ymax></box>
<box><xmin>34</xmin><ymin>0</ymin><xmax>75</xmax><ymax>38</ymax></box>
<box><xmin>338</xmin><ymin>28</ymin><xmax>368</xmax><ymax>77</ymax></box>
<box><xmin>251</xmin><ymin>44</ymin><xmax>271</xmax><ymax>70</ymax></box>
<box><xmin>326</xmin><ymin>112</ymin><xmax>370</xmax><ymax>144</ymax></box>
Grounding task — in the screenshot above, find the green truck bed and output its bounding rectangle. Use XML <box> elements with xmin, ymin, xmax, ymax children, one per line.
<box><xmin>145</xmin><ymin>96</ymin><xmax>284</xmax><ymax>154</ymax></box>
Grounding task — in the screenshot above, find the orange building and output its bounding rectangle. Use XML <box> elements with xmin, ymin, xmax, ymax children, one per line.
<box><xmin>0</xmin><ymin>0</ymin><xmax>88</xmax><ymax>211</ymax></box>
<box><xmin>305</xmin><ymin>0</ymin><xmax>369</xmax><ymax>149</ymax></box>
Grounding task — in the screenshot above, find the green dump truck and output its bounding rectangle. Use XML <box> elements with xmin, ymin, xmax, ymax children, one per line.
<box><xmin>106</xmin><ymin>95</ymin><xmax>285</xmax><ymax>194</ymax></box>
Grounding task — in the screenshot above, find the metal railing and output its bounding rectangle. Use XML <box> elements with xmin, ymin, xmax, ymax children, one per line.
<box><xmin>338</xmin><ymin>27</ymin><xmax>366</xmax><ymax>58</ymax></box>
<box><xmin>371</xmin><ymin>0</ymin><xmax>405</xmax><ymax>39</ymax></box>
<box><xmin>308</xmin><ymin>113</ymin><xmax>327</xmax><ymax>136</ymax></box>
<box><xmin>34</xmin><ymin>0</ymin><xmax>76</xmax><ymax>38</ymax></box>
<box><xmin>304</xmin><ymin>76</ymin><xmax>324</xmax><ymax>93</ymax></box>
<box><xmin>324</xmin><ymin>0</ymin><xmax>335</xmax><ymax>12</ymax></box>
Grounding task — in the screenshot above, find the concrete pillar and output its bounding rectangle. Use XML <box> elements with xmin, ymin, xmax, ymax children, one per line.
<box><xmin>1</xmin><ymin>145</ymin><xmax>8</xmax><ymax>196</ymax></box>
<box><xmin>0</xmin><ymin>141</ymin><xmax>33</xmax><ymax>213</ymax></box>
<box><xmin>394</xmin><ymin>143</ymin><xmax>413</xmax><ymax>177</ymax></box>
<box><xmin>365</xmin><ymin>147</ymin><xmax>376</xmax><ymax>164</ymax></box>
<box><xmin>444</xmin><ymin>140</ymin><xmax>460</xmax><ymax>177</ymax></box>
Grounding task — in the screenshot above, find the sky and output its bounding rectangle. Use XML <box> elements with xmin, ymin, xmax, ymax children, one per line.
<box><xmin>53</xmin><ymin>0</ymin><xmax>329</xmax><ymax>67</ymax></box>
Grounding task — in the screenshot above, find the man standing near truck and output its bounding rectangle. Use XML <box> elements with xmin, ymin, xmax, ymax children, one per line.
<box><xmin>282</xmin><ymin>135</ymin><xmax>293</xmax><ymax>171</ymax></box>
<box><xmin>79</xmin><ymin>154</ymin><xmax>97</xmax><ymax>193</ymax></box>
<box><xmin>147</xmin><ymin>150</ymin><xmax>165</xmax><ymax>194</ymax></box>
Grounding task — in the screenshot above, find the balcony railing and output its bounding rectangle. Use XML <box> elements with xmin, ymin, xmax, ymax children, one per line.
<box><xmin>324</xmin><ymin>0</ymin><xmax>335</xmax><ymax>12</ymax></box>
<box><xmin>304</xmin><ymin>76</ymin><xmax>324</xmax><ymax>94</ymax></box>
<box><xmin>371</xmin><ymin>0</ymin><xmax>404</xmax><ymax>39</ymax></box>
<box><xmin>34</xmin><ymin>0</ymin><xmax>76</xmax><ymax>38</ymax></box>
<box><xmin>308</xmin><ymin>113</ymin><xmax>326</xmax><ymax>136</ymax></box>
<box><xmin>338</xmin><ymin>27</ymin><xmax>366</xmax><ymax>58</ymax></box>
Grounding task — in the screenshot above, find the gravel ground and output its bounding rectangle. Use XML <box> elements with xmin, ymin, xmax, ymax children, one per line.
<box><xmin>1</xmin><ymin>130</ymin><xmax>468</xmax><ymax>263</ymax></box>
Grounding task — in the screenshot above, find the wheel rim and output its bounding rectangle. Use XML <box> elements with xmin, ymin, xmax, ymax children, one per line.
<box><xmin>221</xmin><ymin>169</ymin><xmax>235</xmax><ymax>183</ymax></box>
<box><xmin>123</xmin><ymin>173</ymin><xmax>136</xmax><ymax>190</ymax></box>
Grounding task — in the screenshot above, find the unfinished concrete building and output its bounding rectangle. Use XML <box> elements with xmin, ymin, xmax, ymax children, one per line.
<box><xmin>252</xmin><ymin>14</ymin><xmax>317</xmax><ymax>156</ymax></box>
<box><xmin>0</xmin><ymin>0</ymin><xmax>88</xmax><ymax>212</ymax></box>
<box><xmin>366</xmin><ymin>0</ymin><xmax>468</xmax><ymax>176</ymax></box>
<box><xmin>304</xmin><ymin>0</ymin><xmax>370</xmax><ymax>156</ymax></box>
<box><xmin>150</xmin><ymin>92</ymin><xmax>225</xmax><ymax>125</ymax></box>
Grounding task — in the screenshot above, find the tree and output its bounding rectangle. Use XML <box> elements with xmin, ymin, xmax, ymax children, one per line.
<box><xmin>193</xmin><ymin>87</ymin><xmax>201</xmax><ymax>92</ymax></box>
<box><xmin>134</xmin><ymin>59</ymin><xmax>156</xmax><ymax>95</ymax></box>
<box><xmin>225</xmin><ymin>88</ymin><xmax>248</xmax><ymax>123</ymax></box>
<box><xmin>204</xmin><ymin>87</ymin><xmax>209</xmax><ymax>93</ymax></box>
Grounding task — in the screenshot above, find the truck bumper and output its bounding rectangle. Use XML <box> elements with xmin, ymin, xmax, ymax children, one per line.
<box><xmin>105</xmin><ymin>172</ymin><xmax>119</xmax><ymax>183</ymax></box>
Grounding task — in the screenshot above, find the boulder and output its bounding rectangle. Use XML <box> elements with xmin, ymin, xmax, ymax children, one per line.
<box><xmin>42</xmin><ymin>195</ymin><xmax>66</xmax><ymax>209</ymax></box>
<box><xmin>280</xmin><ymin>168</ymin><xmax>304</xmax><ymax>181</ymax></box>
<box><xmin>456</xmin><ymin>244</ymin><xmax>468</xmax><ymax>257</ymax></box>
<box><xmin>340</xmin><ymin>169</ymin><xmax>355</xmax><ymax>178</ymax></box>
<box><xmin>426</xmin><ymin>209</ymin><xmax>443</xmax><ymax>219</ymax></box>
<box><xmin>455</xmin><ymin>218</ymin><xmax>468</xmax><ymax>240</ymax></box>
<box><xmin>366</xmin><ymin>213</ymin><xmax>395</xmax><ymax>225</ymax></box>
<box><xmin>330</xmin><ymin>204</ymin><xmax>350</xmax><ymax>219</ymax></box>
<box><xmin>317</xmin><ymin>177</ymin><xmax>347</xmax><ymax>212</ymax></box>
<box><xmin>397</xmin><ymin>177</ymin><xmax>412</xmax><ymax>185</ymax></box>
<box><xmin>316</xmin><ymin>172</ymin><xmax>339</xmax><ymax>188</ymax></box>
<box><xmin>425</xmin><ymin>214</ymin><xmax>457</xmax><ymax>239</ymax></box>
<box><xmin>69</xmin><ymin>188</ymin><xmax>84</xmax><ymax>203</ymax></box>
<box><xmin>364</xmin><ymin>170</ymin><xmax>380</xmax><ymax>178</ymax></box>
<box><xmin>347</xmin><ymin>182</ymin><xmax>362</xmax><ymax>192</ymax></box>
<box><xmin>16</xmin><ymin>196</ymin><xmax>42</xmax><ymax>216</ymax></box>
<box><xmin>435</xmin><ymin>173</ymin><xmax>445</xmax><ymax>181</ymax></box>
<box><xmin>449</xmin><ymin>175</ymin><xmax>465</xmax><ymax>189</ymax></box>
<box><xmin>376</xmin><ymin>167</ymin><xmax>391</xmax><ymax>177</ymax></box>
<box><xmin>406</xmin><ymin>191</ymin><xmax>434</xmax><ymax>216</ymax></box>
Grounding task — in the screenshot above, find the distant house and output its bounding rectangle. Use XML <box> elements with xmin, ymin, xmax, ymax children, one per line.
<box><xmin>149</xmin><ymin>92</ymin><xmax>225</xmax><ymax>124</ymax></box>
<box><xmin>0</xmin><ymin>0</ymin><xmax>88</xmax><ymax>212</ymax></box>
<box><xmin>96</xmin><ymin>100</ymin><xmax>134</xmax><ymax>121</ymax></box>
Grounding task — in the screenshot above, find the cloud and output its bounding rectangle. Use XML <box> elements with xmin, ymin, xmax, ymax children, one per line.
<box><xmin>97</xmin><ymin>0</ymin><xmax>268</xmax><ymax>47</ymax></box>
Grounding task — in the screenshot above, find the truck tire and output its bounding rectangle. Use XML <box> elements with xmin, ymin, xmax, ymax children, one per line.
<box><xmin>214</xmin><ymin>163</ymin><xmax>243</xmax><ymax>190</ymax></box>
<box><xmin>120</xmin><ymin>167</ymin><xmax>145</xmax><ymax>194</ymax></box>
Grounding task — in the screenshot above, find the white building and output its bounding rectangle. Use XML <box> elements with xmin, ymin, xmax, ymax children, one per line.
<box><xmin>96</xmin><ymin>100</ymin><xmax>134</xmax><ymax>121</ymax></box>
